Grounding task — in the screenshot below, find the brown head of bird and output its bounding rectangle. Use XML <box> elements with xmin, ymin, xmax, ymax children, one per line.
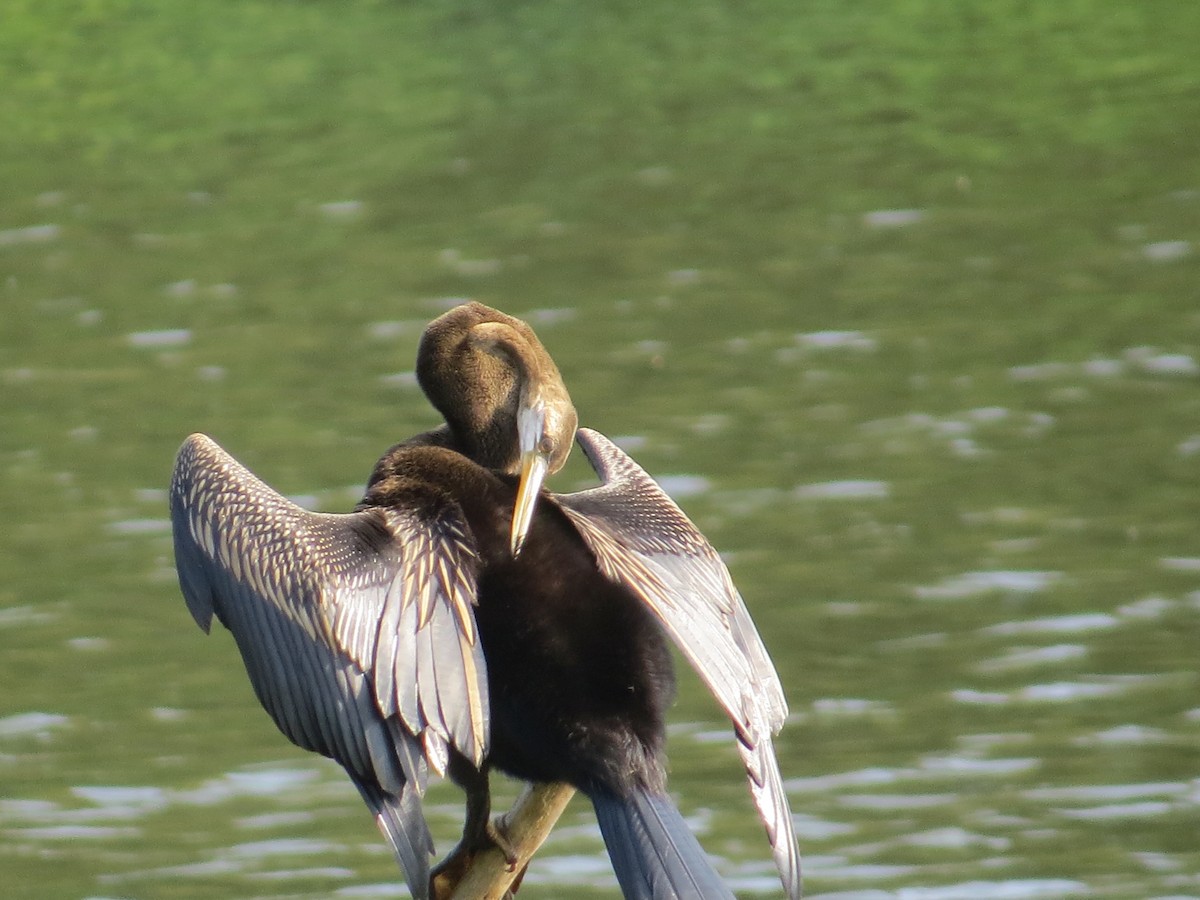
<box><xmin>416</xmin><ymin>302</ymin><xmax>577</xmax><ymax>555</ymax></box>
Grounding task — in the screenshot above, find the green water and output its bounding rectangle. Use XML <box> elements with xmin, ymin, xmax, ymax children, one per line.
<box><xmin>2</xmin><ymin>2</ymin><xmax>1200</xmax><ymax>897</ymax></box>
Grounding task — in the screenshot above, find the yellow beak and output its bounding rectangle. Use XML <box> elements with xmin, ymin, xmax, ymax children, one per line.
<box><xmin>511</xmin><ymin>447</ymin><xmax>549</xmax><ymax>557</ymax></box>
<box><xmin>511</xmin><ymin>400</ymin><xmax>551</xmax><ymax>557</ymax></box>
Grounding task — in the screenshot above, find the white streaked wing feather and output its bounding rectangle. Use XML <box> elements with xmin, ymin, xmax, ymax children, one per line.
<box><xmin>169</xmin><ymin>433</ymin><xmax>490</xmax><ymax>782</ymax></box>
<box><xmin>554</xmin><ymin>427</ymin><xmax>799</xmax><ymax>898</ymax></box>
<box><xmin>555</xmin><ymin>428</ymin><xmax>787</xmax><ymax>733</ymax></box>
<box><xmin>737</xmin><ymin>733</ymin><xmax>802</xmax><ymax>899</ymax></box>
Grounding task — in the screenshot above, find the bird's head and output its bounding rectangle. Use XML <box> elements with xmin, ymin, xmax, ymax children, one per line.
<box><xmin>417</xmin><ymin>302</ymin><xmax>577</xmax><ymax>556</ymax></box>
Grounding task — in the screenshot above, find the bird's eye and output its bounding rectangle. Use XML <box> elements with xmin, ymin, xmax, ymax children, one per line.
<box><xmin>538</xmin><ymin>436</ymin><xmax>554</xmax><ymax>455</ymax></box>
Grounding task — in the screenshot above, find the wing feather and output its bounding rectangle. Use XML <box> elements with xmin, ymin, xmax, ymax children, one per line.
<box><xmin>738</xmin><ymin>732</ymin><xmax>802</xmax><ymax>900</ymax></box>
<box><xmin>554</xmin><ymin>427</ymin><xmax>801</xmax><ymax>899</ymax></box>
<box><xmin>171</xmin><ymin>433</ymin><xmax>489</xmax><ymax>766</ymax></box>
<box><xmin>169</xmin><ymin>433</ymin><xmax>491</xmax><ymax>898</ymax></box>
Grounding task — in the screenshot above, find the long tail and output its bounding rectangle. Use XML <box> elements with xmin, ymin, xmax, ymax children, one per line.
<box><xmin>592</xmin><ymin>787</ymin><xmax>736</xmax><ymax>900</ymax></box>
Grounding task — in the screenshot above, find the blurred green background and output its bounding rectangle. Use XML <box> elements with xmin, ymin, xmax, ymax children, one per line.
<box><xmin>2</xmin><ymin>1</ymin><xmax>1199</xmax><ymax>897</ymax></box>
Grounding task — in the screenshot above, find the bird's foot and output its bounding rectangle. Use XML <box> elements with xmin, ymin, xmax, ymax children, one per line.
<box><xmin>491</xmin><ymin>811</ymin><xmax>530</xmax><ymax>893</ymax></box>
<box><xmin>486</xmin><ymin>815</ymin><xmax>520</xmax><ymax>870</ymax></box>
<box><xmin>429</xmin><ymin>817</ymin><xmax>526</xmax><ymax>898</ymax></box>
<box><xmin>429</xmin><ymin>846</ymin><xmax>472</xmax><ymax>899</ymax></box>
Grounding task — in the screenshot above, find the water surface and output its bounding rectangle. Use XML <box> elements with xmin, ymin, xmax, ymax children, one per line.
<box><xmin>2</xmin><ymin>2</ymin><xmax>1199</xmax><ymax>897</ymax></box>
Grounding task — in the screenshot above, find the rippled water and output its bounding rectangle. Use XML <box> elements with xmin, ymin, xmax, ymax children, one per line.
<box><xmin>3</xmin><ymin>4</ymin><xmax>1200</xmax><ymax>897</ymax></box>
<box><xmin>4</xmin><ymin>284</ymin><xmax>1199</xmax><ymax>898</ymax></box>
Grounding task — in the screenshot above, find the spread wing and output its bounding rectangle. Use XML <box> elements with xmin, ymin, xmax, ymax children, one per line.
<box><xmin>553</xmin><ymin>427</ymin><xmax>801</xmax><ymax>899</ymax></box>
<box><xmin>170</xmin><ymin>433</ymin><xmax>490</xmax><ymax>899</ymax></box>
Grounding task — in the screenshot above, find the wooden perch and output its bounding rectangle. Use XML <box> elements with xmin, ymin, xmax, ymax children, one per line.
<box><xmin>445</xmin><ymin>782</ymin><xmax>577</xmax><ymax>900</ymax></box>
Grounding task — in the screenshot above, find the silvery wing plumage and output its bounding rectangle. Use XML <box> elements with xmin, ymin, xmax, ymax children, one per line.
<box><xmin>170</xmin><ymin>433</ymin><xmax>489</xmax><ymax>900</ymax></box>
<box><xmin>553</xmin><ymin>427</ymin><xmax>801</xmax><ymax>900</ymax></box>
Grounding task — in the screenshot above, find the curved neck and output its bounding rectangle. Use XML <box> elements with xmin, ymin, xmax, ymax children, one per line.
<box><xmin>415</xmin><ymin>303</ymin><xmax>576</xmax><ymax>476</ymax></box>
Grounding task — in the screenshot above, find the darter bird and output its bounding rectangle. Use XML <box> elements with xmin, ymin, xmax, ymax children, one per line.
<box><xmin>170</xmin><ymin>301</ymin><xmax>800</xmax><ymax>899</ymax></box>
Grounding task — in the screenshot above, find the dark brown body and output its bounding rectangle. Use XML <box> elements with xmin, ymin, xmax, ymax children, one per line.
<box><xmin>363</xmin><ymin>442</ymin><xmax>676</xmax><ymax>798</ymax></box>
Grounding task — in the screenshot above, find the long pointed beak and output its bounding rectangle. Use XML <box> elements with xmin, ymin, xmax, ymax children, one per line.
<box><xmin>511</xmin><ymin>447</ymin><xmax>548</xmax><ymax>557</ymax></box>
<box><xmin>511</xmin><ymin>401</ymin><xmax>550</xmax><ymax>557</ymax></box>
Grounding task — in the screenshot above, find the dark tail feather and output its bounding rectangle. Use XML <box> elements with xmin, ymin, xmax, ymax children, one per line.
<box><xmin>592</xmin><ymin>787</ymin><xmax>736</xmax><ymax>900</ymax></box>
<box><xmin>352</xmin><ymin>775</ymin><xmax>434</xmax><ymax>900</ymax></box>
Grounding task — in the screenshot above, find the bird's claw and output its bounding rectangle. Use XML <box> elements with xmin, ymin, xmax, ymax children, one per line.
<box><xmin>487</xmin><ymin>816</ymin><xmax>520</xmax><ymax>870</ymax></box>
<box><xmin>430</xmin><ymin>816</ymin><xmax>524</xmax><ymax>898</ymax></box>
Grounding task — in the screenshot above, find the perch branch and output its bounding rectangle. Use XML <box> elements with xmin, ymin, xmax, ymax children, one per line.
<box><xmin>447</xmin><ymin>782</ymin><xmax>576</xmax><ymax>900</ymax></box>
